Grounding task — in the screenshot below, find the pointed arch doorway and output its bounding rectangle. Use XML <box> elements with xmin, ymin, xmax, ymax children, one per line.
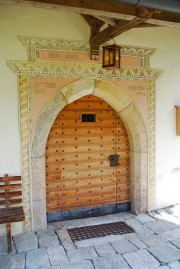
<box><xmin>31</xmin><ymin>79</ymin><xmax>149</xmax><ymax>231</ymax></box>
<box><xmin>45</xmin><ymin>95</ymin><xmax>130</xmax><ymax>222</ymax></box>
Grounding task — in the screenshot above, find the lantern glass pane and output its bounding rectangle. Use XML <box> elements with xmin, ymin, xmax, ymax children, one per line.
<box><xmin>104</xmin><ymin>49</ymin><xmax>109</xmax><ymax>65</ymax></box>
<box><xmin>109</xmin><ymin>49</ymin><xmax>113</xmax><ymax>65</ymax></box>
<box><xmin>115</xmin><ymin>49</ymin><xmax>120</xmax><ymax>65</ymax></box>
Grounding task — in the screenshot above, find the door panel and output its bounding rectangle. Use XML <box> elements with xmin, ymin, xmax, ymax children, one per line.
<box><xmin>46</xmin><ymin>95</ymin><xmax>130</xmax><ymax>214</ymax></box>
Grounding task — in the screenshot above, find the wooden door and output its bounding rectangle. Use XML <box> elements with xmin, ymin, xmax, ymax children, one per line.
<box><xmin>46</xmin><ymin>95</ymin><xmax>130</xmax><ymax>218</ymax></box>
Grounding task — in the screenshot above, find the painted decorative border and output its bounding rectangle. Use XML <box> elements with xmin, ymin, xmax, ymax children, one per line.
<box><xmin>19</xmin><ymin>36</ymin><xmax>155</xmax><ymax>56</ymax></box>
<box><xmin>18</xmin><ymin>74</ymin><xmax>31</xmax><ymax>232</ymax></box>
<box><xmin>148</xmin><ymin>80</ymin><xmax>156</xmax><ymax>211</ymax></box>
<box><xmin>7</xmin><ymin>60</ymin><xmax>161</xmax><ymax>80</ymax></box>
<box><xmin>19</xmin><ymin>36</ymin><xmax>155</xmax><ymax>67</ymax></box>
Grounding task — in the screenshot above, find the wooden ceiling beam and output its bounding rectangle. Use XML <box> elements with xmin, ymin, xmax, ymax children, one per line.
<box><xmin>81</xmin><ymin>14</ymin><xmax>104</xmax><ymax>28</ymax></box>
<box><xmin>91</xmin><ymin>17</ymin><xmax>145</xmax><ymax>46</ymax></box>
<box><xmin>93</xmin><ymin>16</ymin><xmax>118</xmax><ymax>26</ymax></box>
<box><xmin>4</xmin><ymin>0</ymin><xmax>180</xmax><ymax>27</ymax></box>
<box><xmin>3</xmin><ymin>0</ymin><xmax>137</xmax><ymax>20</ymax></box>
<box><xmin>90</xmin><ymin>16</ymin><xmax>145</xmax><ymax>59</ymax></box>
<box><xmin>81</xmin><ymin>14</ymin><xmax>104</xmax><ymax>57</ymax></box>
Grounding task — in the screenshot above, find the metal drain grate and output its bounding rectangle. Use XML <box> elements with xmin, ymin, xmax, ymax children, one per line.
<box><xmin>67</xmin><ymin>221</ymin><xmax>134</xmax><ymax>242</ymax></box>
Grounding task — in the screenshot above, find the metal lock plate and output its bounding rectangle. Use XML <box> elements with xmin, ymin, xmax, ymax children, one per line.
<box><xmin>109</xmin><ymin>154</ymin><xmax>119</xmax><ymax>167</ymax></box>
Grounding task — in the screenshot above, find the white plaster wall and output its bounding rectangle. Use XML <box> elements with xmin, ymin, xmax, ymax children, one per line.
<box><xmin>0</xmin><ymin>4</ymin><xmax>89</xmax><ymax>177</ymax></box>
<box><xmin>115</xmin><ymin>27</ymin><xmax>180</xmax><ymax>208</ymax></box>
<box><xmin>0</xmin><ymin>4</ymin><xmax>89</xmax><ymax>235</ymax></box>
<box><xmin>0</xmin><ymin>3</ymin><xmax>180</xmax><ymax>235</ymax></box>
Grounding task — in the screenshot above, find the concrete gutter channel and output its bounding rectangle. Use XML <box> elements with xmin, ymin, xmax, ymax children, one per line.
<box><xmin>0</xmin><ymin>205</ymin><xmax>180</xmax><ymax>268</ymax></box>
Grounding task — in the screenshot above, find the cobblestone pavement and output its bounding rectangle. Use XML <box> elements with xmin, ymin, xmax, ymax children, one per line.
<box><xmin>1</xmin><ymin>205</ymin><xmax>180</xmax><ymax>269</ymax></box>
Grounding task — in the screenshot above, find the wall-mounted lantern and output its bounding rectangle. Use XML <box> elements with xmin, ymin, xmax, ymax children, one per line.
<box><xmin>175</xmin><ymin>106</ymin><xmax>180</xmax><ymax>136</ymax></box>
<box><xmin>102</xmin><ymin>44</ymin><xmax>121</xmax><ymax>70</ymax></box>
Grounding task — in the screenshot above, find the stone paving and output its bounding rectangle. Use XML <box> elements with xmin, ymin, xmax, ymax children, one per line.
<box><xmin>1</xmin><ymin>205</ymin><xmax>180</xmax><ymax>268</ymax></box>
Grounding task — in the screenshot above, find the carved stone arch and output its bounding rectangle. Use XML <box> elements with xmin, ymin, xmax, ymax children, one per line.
<box><xmin>31</xmin><ymin>78</ymin><xmax>148</xmax><ymax>231</ymax></box>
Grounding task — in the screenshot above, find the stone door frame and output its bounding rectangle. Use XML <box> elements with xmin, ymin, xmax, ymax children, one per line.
<box><xmin>31</xmin><ymin>79</ymin><xmax>150</xmax><ymax>231</ymax></box>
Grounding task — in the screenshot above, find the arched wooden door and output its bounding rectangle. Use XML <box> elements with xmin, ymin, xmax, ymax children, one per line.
<box><xmin>45</xmin><ymin>95</ymin><xmax>130</xmax><ymax>221</ymax></box>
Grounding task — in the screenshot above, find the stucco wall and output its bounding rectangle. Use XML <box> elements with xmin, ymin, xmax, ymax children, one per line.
<box><xmin>114</xmin><ymin>27</ymin><xmax>180</xmax><ymax>208</ymax></box>
<box><xmin>0</xmin><ymin>3</ymin><xmax>180</xmax><ymax>235</ymax></box>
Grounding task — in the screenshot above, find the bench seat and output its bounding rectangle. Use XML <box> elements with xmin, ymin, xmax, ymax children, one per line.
<box><xmin>0</xmin><ymin>206</ymin><xmax>25</xmax><ymax>224</ymax></box>
<box><xmin>0</xmin><ymin>175</ymin><xmax>25</xmax><ymax>252</ymax></box>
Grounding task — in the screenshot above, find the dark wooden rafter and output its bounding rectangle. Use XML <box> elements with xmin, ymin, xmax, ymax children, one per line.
<box><xmin>90</xmin><ymin>8</ymin><xmax>155</xmax><ymax>59</ymax></box>
<box><xmin>81</xmin><ymin>14</ymin><xmax>105</xmax><ymax>58</ymax></box>
<box><xmin>5</xmin><ymin>0</ymin><xmax>180</xmax><ymax>26</ymax></box>
<box><xmin>91</xmin><ymin>17</ymin><xmax>145</xmax><ymax>46</ymax></box>
<box><xmin>81</xmin><ymin>14</ymin><xmax>104</xmax><ymax>40</ymax></box>
<box><xmin>93</xmin><ymin>16</ymin><xmax>118</xmax><ymax>26</ymax></box>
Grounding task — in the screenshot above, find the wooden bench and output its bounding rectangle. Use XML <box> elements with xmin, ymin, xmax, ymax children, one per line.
<box><xmin>0</xmin><ymin>174</ymin><xmax>25</xmax><ymax>252</ymax></box>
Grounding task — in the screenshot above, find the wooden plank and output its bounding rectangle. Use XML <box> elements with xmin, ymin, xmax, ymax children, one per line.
<box><xmin>115</xmin><ymin>144</ymin><xmax>130</xmax><ymax>151</ymax></box>
<box><xmin>0</xmin><ymin>176</ymin><xmax>21</xmax><ymax>182</ymax></box>
<box><xmin>6</xmin><ymin>223</ymin><xmax>12</xmax><ymax>253</ymax></box>
<box><xmin>115</xmin><ymin>136</ymin><xmax>129</xmax><ymax>143</ymax></box>
<box><xmin>59</xmin><ymin>121</ymin><xmax>115</xmax><ymax>128</ymax></box>
<box><xmin>119</xmin><ymin>159</ymin><xmax>130</xmax><ymax>166</ymax></box>
<box><xmin>46</xmin><ymin>163</ymin><xmax>60</xmax><ymax>173</ymax></box>
<box><xmin>46</xmin><ymin>173</ymin><xmax>60</xmax><ymax>181</ymax></box>
<box><xmin>47</xmin><ymin>175</ymin><xmax>117</xmax><ymax>191</ymax></box>
<box><xmin>60</xmin><ymin>169</ymin><xmax>116</xmax><ymax>181</ymax></box>
<box><xmin>60</xmin><ymin>200</ymin><xmax>117</xmax><ymax>210</ymax></box>
<box><xmin>0</xmin><ymin>199</ymin><xmax>22</xmax><ymax>206</ymax></box>
<box><xmin>0</xmin><ymin>216</ymin><xmax>24</xmax><ymax>224</ymax></box>
<box><xmin>46</xmin><ymin>146</ymin><xmax>61</xmax><ymax>154</ymax></box>
<box><xmin>46</xmin><ymin>137</ymin><xmax>61</xmax><ymax>146</ymax></box>
<box><xmin>0</xmin><ymin>184</ymin><xmax>22</xmax><ymax>190</ymax></box>
<box><xmin>51</xmin><ymin>119</ymin><xmax>60</xmax><ymax>128</ymax></box>
<box><xmin>47</xmin><ymin>185</ymin><xmax>116</xmax><ymax>199</ymax></box>
<box><xmin>60</xmin><ymin>110</ymin><xmax>115</xmax><ymax>120</ymax></box>
<box><xmin>60</xmin><ymin>117</ymin><xmax>116</xmax><ymax>124</ymax></box>
<box><xmin>62</xmin><ymin>185</ymin><xmax>116</xmax><ymax>197</ymax></box>
<box><xmin>0</xmin><ymin>206</ymin><xmax>24</xmax><ymax>214</ymax></box>
<box><xmin>59</xmin><ymin>127</ymin><xmax>115</xmax><ymax>136</ymax></box>
<box><xmin>116</xmin><ymin>127</ymin><xmax>130</xmax><ymax>136</ymax></box>
<box><xmin>47</xmin><ymin>198</ymin><xmax>116</xmax><ymax>212</ymax></box>
<box><xmin>175</xmin><ymin>107</ymin><xmax>180</xmax><ymax>136</ymax></box>
<box><xmin>117</xmin><ymin>193</ymin><xmax>130</xmax><ymax>202</ymax></box>
<box><xmin>60</xmin><ymin>177</ymin><xmax>116</xmax><ymax>189</ymax></box>
<box><xmin>61</xmin><ymin>159</ymin><xmax>111</xmax><ymax>171</ymax></box>
<box><xmin>59</xmin><ymin>135</ymin><xmax>116</xmax><ymax>146</ymax></box>
<box><xmin>64</xmin><ymin>100</ymin><xmax>111</xmax><ymax>110</ymax></box>
<box><xmin>47</xmin><ymin>199</ymin><xmax>61</xmax><ymax>209</ymax></box>
<box><xmin>48</xmin><ymin>128</ymin><xmax>61</xmax><ymax>138</ymax></box>
<box><xmin>117</xmin><ymin>175</ymin><xmax>130</xmax><ymax>183</ymax></box>
<box><xmin>46</xmin><ymin>181</ymin><xmax>61</xmax><ymax>190</ymax></box>
<box><xmin>0</xmin><ymin>191</ymin><xmax>22</xmax><ymax>198</ymax></box>
<box><xmin>59</xmin><ymin>111</ymin><xmax>80</xmax><ymax>120</ymax></box>
<box><xmin>61</xmin><ymin>193</ymin><xmax>116</xmax><ymax>206</ymax></box>
<box><xmin>58</xmin><ymin>152</ymin><xmax>111</xmax><ymax>163</ymax></box>
<box><xmin>0</xmin><ymin>214</ymin><xmax>24</xmax><ymax>224</ymax></box>
<box><xmin>60</xmin><ymin>144</ymin><xmax>115</xmax><ymax>153</ymax></box>
<box><xmin>46</xmin><ymin>155</ymin><xmax>61</xmax><ymax>163</ymax></box>
<box><xmin>0</xmin><ymin>207</ymin><xmax>25</xmax><ymax>224</ymax></box>
<box><xmin>117</xmin><ymin>183</ymin><xmax>130</xmax><ymax>191</ymax></box>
